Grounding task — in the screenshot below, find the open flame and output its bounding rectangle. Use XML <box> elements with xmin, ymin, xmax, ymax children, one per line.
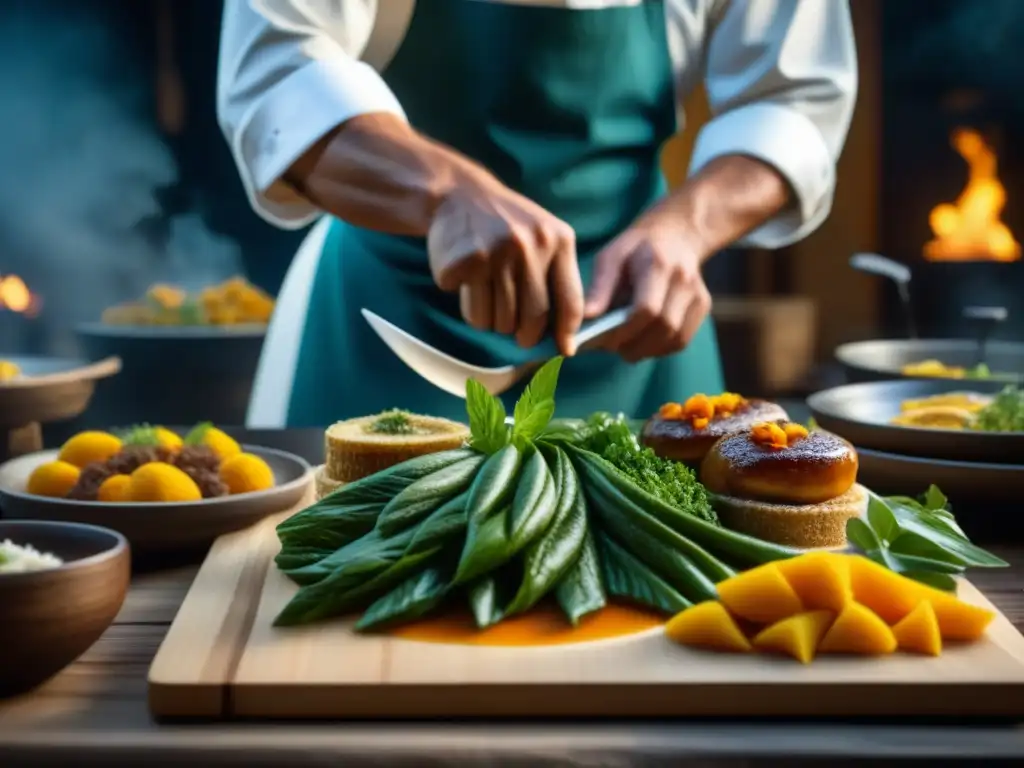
<box><xmin>924</xmin><ymin>128</ymin><xmax>1021</xmax><ymax>262</ymax></box>
<box><xmin>0</xmin><ymin>274</ymin><xmax>41</xmax><ymax>316</ymax></box>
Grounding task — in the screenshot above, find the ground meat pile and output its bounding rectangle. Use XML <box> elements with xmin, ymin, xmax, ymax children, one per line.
<box><xmin>67</xmin><ymin>444</ymin><xmax>229</xmax><ymax>501</ymax></box>
<box><xmin>175</xmin><ymin>445</ymin><xmax>229</xmax><ymax>498</ymax></box>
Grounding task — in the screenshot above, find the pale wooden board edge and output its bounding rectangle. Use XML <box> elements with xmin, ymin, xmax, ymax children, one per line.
<box><xmin>149</xmin><ymin>498</ymin><xmax>1024</xmax><ymax>720</ymax></box>
<box><xmin>147</xmin><ymin>492</ymin><xmax>313</xmax><ymax>718</ymax></box>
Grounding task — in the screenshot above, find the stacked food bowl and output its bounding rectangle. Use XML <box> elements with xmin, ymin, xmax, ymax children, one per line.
<box><xmin>810</xmin><ymin>335</ymin><xmax>1024</xmax><ymax>514</ymax></box>
<box><xmin>74</xmin><ymin>277</ymin><xmax>274</xmax><ymax>428</ymax></box>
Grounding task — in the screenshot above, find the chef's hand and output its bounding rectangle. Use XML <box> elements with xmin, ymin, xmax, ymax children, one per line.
<box><xmin>427</xmin><ymin>176</ymin><xmax>585</xmax><ymax>357</ymax></box>
<box><xmin>583</xmin><ymin>214</ymin><xmax>711</xmax><ymax>363</ymax></box>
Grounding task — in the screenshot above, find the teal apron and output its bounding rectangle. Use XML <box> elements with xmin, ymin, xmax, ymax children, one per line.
<box><xmin>283</xmin><ymin>0</ymin><xmax>724</xmax><ymax>426</ymax></box>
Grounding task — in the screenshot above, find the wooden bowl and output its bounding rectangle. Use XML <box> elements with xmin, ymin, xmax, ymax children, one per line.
<box><xmin>0</xmin><ymin>356</ymin><xmax>122</xmax><ymax>427</ymax></box>
<box><xmin>0</xmin><ymin>445</ymin><xmax>312</xmax><ymax>554</ymax></box>
<box><xmin>0</xmin><ymin>519</ymin><xmax>129</xmax><ymax>698</ymax></box>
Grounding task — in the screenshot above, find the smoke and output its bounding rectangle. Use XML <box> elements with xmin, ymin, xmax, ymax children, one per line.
<box><xmin>0</xmin><ymin>2</ymin><xmax>244</xmax><ymax>356</ymax></box>
<box><xmin>887</xmin><ymin>0</ymin><xmax>1024</xmax><ymax>112</ymax></box>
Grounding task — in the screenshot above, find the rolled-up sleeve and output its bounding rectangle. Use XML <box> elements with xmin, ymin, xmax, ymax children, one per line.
<box><xmin>687</xmin><ymin>0</ymin><xmax>858</xmax><ymax>249</ymax></box>
<box><xmin>217</xmin><ymin>0</ymin><xmax>406</xmax><ymax>228</ymax></box>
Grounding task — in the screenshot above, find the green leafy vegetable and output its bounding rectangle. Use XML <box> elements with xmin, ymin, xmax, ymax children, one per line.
<box><xmin>505</xmin><ymin>448</ymin><xmax>558</xmax><ymax>555</ymax></box>
<box><xmin>506</xmin><ymin>447</ymin><xmax>587</xmax><ymax>615</ymax></box>
<box><xmin>274</xmin><ymin>544</ymin><xmax>337</xmax><ymax>572</ymax></box>
<box><xmin>282</xmin><ymin>527</ymin><xmax>415</xmax><ymax>586</ymax></box>
<box><xmin>847</xmin><ymin>485</ymin><xmax>1007</xmax><ymax>592</ymax></box>
<box><xmin>466</xmin><ymin>379</ymin><xmax>509</xmax><ymax>454</ymax></box>
<box><xmin>355</xmin><ymin>565</ymin><xmax>451</xmax><ymax>631</ymax></box>
<box><xmin>405</xmin><ymin>493</ymin><xmax>470</xmax><ymax>556</ymax></box>
<box><xmin>284</xmin><ymin>450</ymin><xmax>474</xmax><ymax>523</ymax></box>
<box><xmin>553</xmin><ymin>530</ymin><xmax>607</xmax><ymax>625</ymax></box>
<box><xmin>468</xmin><ymin>566</ymin><xmax>519</xmax><ymax>628</ymax></box>
<box><xmin>596</xmin><ymin>533</ymin><xmax>691</xmax><ymax>614</ymax></box>
<box><xmin>275</xmin><ymin>540</ymin><xmax>440</xmax><ymax>626</ymax></box>
<box><xmin>375</xmin><ymin>455</ymin><xmax>484</xmax><ymax>536</ymax></box>
<box><xmin>902</xmin><ymin>570</ymin><xmax>958</xmax><ymax>592</ymax></box>
<box><xmin>572</xmin><ymin>448</ymin><xmax>800</xmax><ymax>566</ymax></box>
<box><xmin>511</xmin><ymin>357</ymin><xmax>562</xmax><ymax>446</ymax></box>
<box><xmin>866</xmin><ymin>492</ymin><xmax>899</xmax><ymax>543</ymax></box>
<box><xmin>583</xmin><ymin>468</ymin><xmax>733</xmax><ymax>590</ymax></box>
<box><xmin>846</xmin><ymin>516</ymin><xmax>884</xmax><ymax>553</ymax></box>
<box><xmin>455</xmin><ymin>444</ymin><xmax>521</xmax><ymax>584</ymax></box>
<box><xmin>572</xmin><ymin>412</ymin><xmax>719</xmax><ymax>527</ymax></box>
<box><xmin>277</xmin><ymin>501</ymin><xmax>384</xmax><ymax>552</ymax></box>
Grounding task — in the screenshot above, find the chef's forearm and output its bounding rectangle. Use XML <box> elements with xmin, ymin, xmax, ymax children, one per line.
<box><xmin>652</xmin><ymin>155</ymin><xmax>792</xmax><ymax>260</ymax></box>
<box><xmin>284</xmin><ymin>113</ymin><xmax>481</xmax><ymax>236</ymax></box>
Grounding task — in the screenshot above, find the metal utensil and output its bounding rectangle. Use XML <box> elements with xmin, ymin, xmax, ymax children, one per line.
<box><xmin>963</xmin><ymin>305</ymin><xmax>1008</xmax><ymax>368</ymax></box>
<box><xmin>849</xmin><ymin>252</ymin><xmax>916</xmax><ymax>338</ymax></box>
<box><xmin>361</xmin><ymin>307</ymin><xmax>630</xmax><ymax>398</ymax></box>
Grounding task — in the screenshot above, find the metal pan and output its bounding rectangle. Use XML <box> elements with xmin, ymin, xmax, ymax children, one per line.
<box><xmin>835</xmin><ymin>338</ymin><xmax>1024</xmax><ymax>385</ymax></box>
<box><xmin>74</xmin><ymin>323</ymin><xmax>266</xmax><ymax>427</ymax></box>
<box><xmin>808</xmin><ymin>378</ymin><xmax>1022</xmax><ymax>463</ymax></box>
<box><xmin>855</xmin><ymin>447</ymin><xmax>1024</xmax><ymax>508</ymax></box>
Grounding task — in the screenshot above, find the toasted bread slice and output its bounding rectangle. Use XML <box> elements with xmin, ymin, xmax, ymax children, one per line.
<box><xmin>324</xmin><ymin>411</ymin><xmax>470</xmax><ymax>482</ymax></box>
<box><xmin>313</xmin><ymin>464</ymin><xmax>345</xmax><ymax>500</ymax></box>
<box><xmin>710</xmin><ymin>483</ymin><xmax>868</xmax><ymax>550</ymax></box>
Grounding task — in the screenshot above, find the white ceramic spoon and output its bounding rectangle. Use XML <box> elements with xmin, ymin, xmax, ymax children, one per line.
<box><xmin>361</xmin><ymin>307</ymin><xmax>630</xmax><ymax>398</ymax></box>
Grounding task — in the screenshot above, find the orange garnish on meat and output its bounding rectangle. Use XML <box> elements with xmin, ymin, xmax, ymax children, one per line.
<box><xmin>658</xmin><ymin>393</ymin><xmax>748</xmax><ymax>430</ymax></box>
<box><xmin>751</xmin><ymin>421</ymin><xmax>808</xmax><ymax>450</ymax></box>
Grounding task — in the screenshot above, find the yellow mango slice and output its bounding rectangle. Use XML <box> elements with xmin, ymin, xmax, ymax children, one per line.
<box><xmin>777</xmin><ymin>552</ymin><xmax>851</xmax><ymax>612</ymax></box>
<box><xmin>846</xmin><ymin>555</ymin><xmax>921</xmax><ymax>624</ymax></box>
<box><xmin>925</xmin><ymin>590</ymin><xmax>996</xmax><ymax>642</ymax></box>
<box><xmin>892</xmin><ymin>601</ymin><xmax>942</xmax><ymax>656</ymax></box>
<box><xmin>818</xmin><ymin>601</ymin><xmax>897</xmax><ymax>655</ymax></box>
<box><xmin>716</xmin><ymin>563</ymin><xmax>804</xmax><ymax>625</ymax></box>
<box><xmin>665</xmin><ymin>601</ymin><xmax>752</xmax><ymax>653</ymax></box>
<box><xmin>753</xmin><ymin>610</ymin><xmax>835</xmax><ymax>664</ymax></box>
<box><xmin>847</xmin><ymin>556</ymin><xmax>995</xmax><ymax>640</ymax></box>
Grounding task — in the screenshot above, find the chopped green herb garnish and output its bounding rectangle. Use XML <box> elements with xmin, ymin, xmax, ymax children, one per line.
<box><xmin>119</xmin><ymin>423</ymin><xmax>161</xmax><ymax>446</ymax></box>
<box><xmin>367</xmin><ymin>410</ymin><xmax>416</xmax><ymax>435</ymax></box>
<box><xmin>965</xmin><ymin>362</ymin><xmax>991</xmax><ymax>379</ymax></box>
<box><xmin>576</xmin><ymin>412</ymin><xmax>719</xmax><ymax>526</ymax></box>
<box><xmin>972</xmin><ymin>385</ymin><xmax>1024</xmax><ymax>433</ymax></box>
<box><xmin>183</xmin><ymin>421</ymin><xmax>213</xmax><ymax>446</ymax></box>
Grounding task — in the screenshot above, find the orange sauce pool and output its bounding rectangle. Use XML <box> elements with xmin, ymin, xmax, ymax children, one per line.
<box><xmin>387</xmin><ymin>601</ymin><xmax>665</xmax><ymax>646</ymax></box>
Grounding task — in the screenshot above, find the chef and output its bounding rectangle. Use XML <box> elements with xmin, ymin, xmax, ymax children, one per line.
<box><xmin>220</xmin><ymin>0</ymin><xmax>857</xmax><ymax>427</ymax></box>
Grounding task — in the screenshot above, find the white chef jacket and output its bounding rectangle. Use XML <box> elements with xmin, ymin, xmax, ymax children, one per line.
<box><xmin>218</xmin><ymin>0</ymin><xmax>857</xmax><ymax>249</ymax></box>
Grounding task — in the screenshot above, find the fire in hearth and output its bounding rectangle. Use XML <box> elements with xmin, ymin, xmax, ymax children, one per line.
<box><xmin>924</xmin><ymin>129</ymin><xmax>1021</xmax><ymax>262</ymax></box>
<box><xmin>0</xmin><ymin>274</ymin><xmax>41</xmax><ymax>317</ymax></box>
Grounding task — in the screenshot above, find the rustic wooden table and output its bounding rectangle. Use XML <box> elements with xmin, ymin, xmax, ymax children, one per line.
<box><xmin>3</xmin><ymin>427</ymin><xmax>1024</xmax><ymax>766</ymax></box>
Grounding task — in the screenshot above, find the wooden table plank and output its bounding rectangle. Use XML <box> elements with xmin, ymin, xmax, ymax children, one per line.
<box><xmin>1</xmin><ymin>548</ymin><xmax>1023</xmax><ymax>765</ymax></box>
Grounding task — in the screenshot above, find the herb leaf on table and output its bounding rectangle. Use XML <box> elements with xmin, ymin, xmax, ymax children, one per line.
<box><xmin>866</xmin><ymin>491</ymin><xmax>899</xmax><ymax>543</ymax></box>
<box><xmin>848</xmin><ymin>486</ymin><xmax>1008</xmax><ymax>590</ymax></box>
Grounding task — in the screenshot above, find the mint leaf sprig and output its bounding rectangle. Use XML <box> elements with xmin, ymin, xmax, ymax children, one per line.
<box><xmin>465</xmin><ymin>357</ymin><xmax>563</xmax><ymax>454</ymax></box>
<box><xmin>846</xmin><ymin>484</ymin><xmax>1007</xmax><ymax>592</ymax></box>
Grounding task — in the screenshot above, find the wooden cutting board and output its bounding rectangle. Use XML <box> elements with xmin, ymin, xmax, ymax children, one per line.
<box><xmin>149</xmin><ymin>495</ymin><xmax>1024</xmax><ymax>720</ymax></box>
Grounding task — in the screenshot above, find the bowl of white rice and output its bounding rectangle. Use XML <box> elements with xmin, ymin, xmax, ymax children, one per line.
<box><xmin>0</xmin><ymin>520</ymin><xmax>129</xmax><ymax>697</ymax></box>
